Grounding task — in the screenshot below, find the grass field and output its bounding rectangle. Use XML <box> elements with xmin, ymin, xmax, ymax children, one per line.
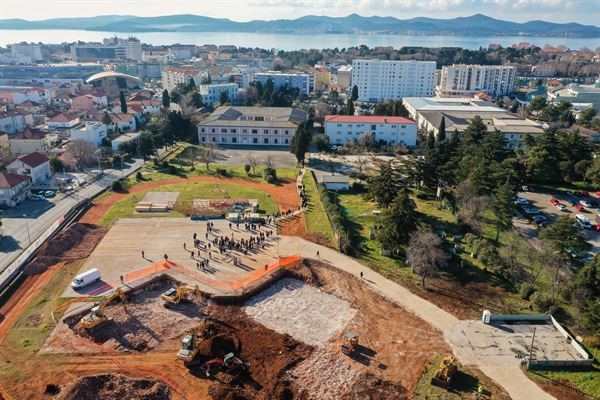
<box><xmin>99</xmin><ymin>181</ymin><xmax>279</xmax><ymax>226</ymax></box>
<box><xmin>527</xmin><ymin>366</ymin><xmax>600</xmax><ymax>399</ymax></box>
<box><xmin>302</xmin><ymin>173</ymin><xmax>336</xmax><ymax>246</ymax></box>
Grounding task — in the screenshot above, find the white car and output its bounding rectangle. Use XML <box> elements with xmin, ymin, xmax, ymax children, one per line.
<box><xmin>580</xmin><ymin>200</ymin><xmax>592</xmax><ymax>208</ymax></box>
<box><xmin>555</xmin><ymin>204</ymin><xmax>567</xmax><ymax>211</ymax></box>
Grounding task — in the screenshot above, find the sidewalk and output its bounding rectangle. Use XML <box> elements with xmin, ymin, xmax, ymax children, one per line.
<box><xmin>277</xmin><ymin>236</ymin><xmax>555</xmax><ymax>400</ymax></box>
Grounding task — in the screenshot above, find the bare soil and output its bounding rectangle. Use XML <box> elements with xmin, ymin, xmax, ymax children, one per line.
<box><xmin>55</xmin><ymin>374</ymin><xmax>170</xmax><ymax>400</ymax></box>
<box><xmin>531</xmin><ymin>376</ymin><xmax>596</xmax><ymax>400</ymax></box>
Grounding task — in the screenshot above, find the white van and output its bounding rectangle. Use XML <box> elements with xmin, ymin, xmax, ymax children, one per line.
<box><xmin>71</xmin><ymin>268</ymin><xmax>101</xmax><ymax>289</ymax></box>
<box><xmin>575</xmin><ymin>214</ymin><xmax>592</xmax><ymax>229</ymax></box>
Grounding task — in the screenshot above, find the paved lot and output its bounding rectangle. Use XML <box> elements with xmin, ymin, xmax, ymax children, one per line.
<box><xmin>214</xmin><ymin>146</ymin><xmax>297</xmax><ymax>168</ymax></box>
<box><xmin>140</xmin><ymin>191</ymin><xmax>180</xmax><ymax>204</ymax></box>
<box><xmin>517</xmin><ymin>191</ymin><xmax>600</xmax><ymax>256</ymax></box>
<box><xmin>62</xmin><ymin>218</ymin><xmax>279</xmax><ymax>297</ymax></box>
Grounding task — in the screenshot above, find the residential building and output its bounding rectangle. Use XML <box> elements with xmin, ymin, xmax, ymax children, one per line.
<box><xmin>570</xmin><ymin>125</ymin><xmax>600</xmax><ymax>143</ymax></box>
<box><xmin>71</xmin><ymin>93</ymin><xmax>108</xmax><ymax>112</ymax></box>
<box><xmin>70</xmin><ymin>122</ymin><xmax>108</xmax><ymax>146</ymax></box>
<box><xmin>9</xmin><ymin>43</ymin><xmax>44</xmax><ymax>62</ymax></box>
<box><xmin>317</xmin><ymin>174</ymin><xmax>350</xmax><ymax>191</ymax></box>
<box><xmin>197</xmin><ymin>106</ymin><xmax>307</xmax><ymax>146</ymax></box>
<box><xmin>100</xmin><ymin>112</ymin><xmax>137</xmax><ymax>132</ymax></box>
<box><xmin>0</xmin><ymin>63</ymin><xmax>103</xmax><ymax>82</ymax></box>
<box><xmin>0</xmin><ymin>172</ymin><xmax>31</xmax><ymax>207</ymax></box>
<box><xmin>47</xmin><ymin>113</ymin><xmax>80</xmax><ymax>130</ymax></box>
<box><xmin>7</xmin><ymin>152</ymin><xmax>51</xmax><ymax>185</ymax></box>
<box><xmin>71</xmin><ymin>37</ymin><xmax>142</xmax><ymax>62</ymax></box>
<box><xmin>547</xmin><ymin>80</ymin><xmax>600</xmax><ymax>111</ymax></box>
<box><xmin>8</xmin><ymin>128</ymin><xmax>51</xmax><ymax>154</ymax></box>
<box><xmin>0</xmin><ymin>132</ymin><xmax>9</xmax><ymax>149</ymax></box>
<box><xmin>198</xmin><ymin>83</ymin><xmax>239</xmax><ymax>106</ymax></box>
<box><xmin>112</xmin><ymin>132</ymin><xmax>141</xmax><ymax>151</ymax></box>
<box><xmin>253</xmin><ymin>72</ymin><xmax>311</xmax><ymax>95</ymax></box>
<box><xmin>436</xmin><ymin>64</ymin><xmax>516</xmax><ymax>98</ymax></box>
<box><xmin>169</xmin><ymin>45</ymin><xmax>196</xmax><ymax>60</ymax></box>
<box><xmin>162</xmin><ymin>67</ymin><xmax>203</xmax><ymax>91</ymax></box>
<box><xmin>16</xmin><ymin>101</ymin><xmax>44</xmax><ymax>114</ymax></box>
<box><xmin>324</xmin><ymin>115</ymin><xmax>417</xmax><ymax>147</ymax></box>
<box><xmin>136</xmin><ymin>62</ymin><xmax>163</xmax><ymax>79</ymax></box>
<box><xmin>336</xmin><ymin>65</ymin><xmax>353</xmax><ymax>90</ymax></box>
<box><xmin>310</xmin><ymin>66</ymin><xmax>331</xmax><ymax>92</ymax></box>
<box><xmin>351</xmin><ymin>59</ymin><xmax>436</xmax><ymax>102</ymax></box>
<box><xmin>0</xmin><ymin>110</ymin><xmax>33</xmax><ymax>133</ymax></box>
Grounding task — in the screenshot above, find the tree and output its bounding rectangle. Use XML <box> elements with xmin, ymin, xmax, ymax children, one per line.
<box><xmin>437</xmin><ymin>116</ymin><xmax>446</xmax><ymax>142</ymax></box>
<box><xmin>245</xmin><ymin>152</ymin><xmax>258</xmax><ymax>175</ymax></box>
<box><xmin>219</xmin><ymin>90</ymin><xmax>230</xmax><ymax>105</ymax></box>
<box><xmin>0</xmin><ymin>148</ymin><xmax>16</xmax><ymax>168</ymax></box>
<box><xmin>201</xmin><ymin>74</ymin><xmax>211</xmax><ymax>85</ymax></box>
<box><xmin>407</xmin><ymin>227</ymin><xmax>448</xmax><ymax>287</ymax></box>
<box><xmin>119</xmin><ymin>91</ymin><xmax>127</xmax><ymax>114</ymax></box>
<box><xmin>244</xmin><ymin>164</ymin><xmax>251</xmax><ymax>175</ymax></box>
<box><xmin>367</xmin><ymin>162</ymin><xmax>401</xmax><ymax>208</ymax></box>
<box><xmin>312</xmin><ymin>133</ymin><xmax>330</xmax><ymax>152</ymax></box>
<box><xmin>351</xmin><ymin>85</ymin><xmax>358</xmax><ymax>101</ymax></box>
<box><xmin>579</xmin><ymin>108</ymin><xmax>597</xmax><ymax>126</ymax></box>
<box><xmin>528</xmin><ymin>96</ymin><xmax>547</xmax><ymax>113</ymax></box>
<box><xmin>264</xmin><ymin>154</ymin><xmax>274</xmax><ymax>169</ymax></box>
<box><xmin>162</xmin><ymin>89</ymin><xmax>171</xmax><ymax>108</ymax></box>
<box><xmin>49</xmin><ymin>156</ymin><xmax>65</xmax><ymax>173</ymax></box>
<box><xmin>491</xmin><ymin>182</ymin><xmax>514</xmax><ymax>241</ymax></box>
<box><xmin>585</xmin><ymin>157</ymin><xmax>600</xmax><ymax>184</ymax></box>
<box><xmin>191</xmin><ymin>92</ymin><xmax>204</xmax><ymax>109</ymax></box>
<box><xmin>198</xmin><ymin>143</ymin><xmax>218</xmax><ymax>170</ymax></box>
<box><xmin>377</xmin><ymin>190</ymin><xmax>418</xmax><ymax>254</ymax></box>
<box><xmin>346</xmin><ymin>97</ymin><xmax>355</xmax><ymax>116</ymax></box>
<box><xmin>66</xmin><ymin>140</ymin><xmax>97</xmax><ymax>171</ymax></box>
<box><xmin>186</xmin><ymin>78</ymin><xmax>196</xmax><ymax>93</ymax></box>
<box><xmin>170</xmin><ymin>90</ymin><xmax>181</xmax><ymax>104</ymax></box>
<box><xmin>291</xmin><ymin>121</ymin><xmax>312</xmax><ymax>164</ymax></box>
<box><xmin>102</xmin><ymin>112</ymin><xmax>113</xmax><ymax>130</ymax></box>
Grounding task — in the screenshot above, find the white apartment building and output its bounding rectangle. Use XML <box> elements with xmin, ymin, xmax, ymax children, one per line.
<box><xmin>324</xmin><ymin>115</ymin><xmax>417</xmax><ymax>147</ymax></box>
<box><xmin>197</xmin><ymin>106</ymin><xmax>307</xmax><ymax>146</ymax></box>
<box><xmin>336</xmin><ymin>65</ymin><xmax>353</xmax><ymax>90</ymax></box>
<box><xmin>436</xmin><ymin>64</ymin><xmax>516</xmax><ymax>98</ymax></box>
<box><xmin>7</xmin><ymin>152</ymin><xmax>51</xmax><ymax>186</ymax></box>
<box><xmin>199</xmin><ymin>83</ymin><xmax>239</xmax><ymax>107</ymax></box>
<box><xmin>161</xmin><ymin>67</ymin><xmax>203</xmax><ymax>91</ymax></box>
<box><xmin>253</xmin><ymin>72</ymin><xmax>311</xmax><ymax>95</ymax></box>
<box><xmin>351</xmin><ymin>59</ymin><xmax>436</xmax><ymax>102</ymax></box>
<box><xmin>9</xmin><ymin>43</ymin><xmax>44</xmax><ymax>62</ymax></box>
<box><xmin>70</xmin><ymin>122</ymin><xmax>108</xmax><ymax>146</ymax></box>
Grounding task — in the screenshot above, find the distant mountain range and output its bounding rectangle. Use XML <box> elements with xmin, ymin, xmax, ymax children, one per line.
<box><xmin>2</xmin><ymin>13</ymin><xmax>599</xmax><ymax>38</ymax></box>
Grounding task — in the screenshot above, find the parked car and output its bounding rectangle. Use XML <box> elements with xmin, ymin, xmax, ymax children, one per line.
<box><xmin>515</xmin><ymin>197</ymin><xmax>530</xmax><ymax>206</ymax></box>
<box><xmin>595</xmin><ymin>191</ymin><xmax>600</xmax><ymax>197</ymax></box>
<box><xmin>580</xmin><ymin>200</ymin><xmax>592</xmax><ymax>208</ymax></box>
<box><xmin>566</xmin><ymin>247</ymin><xmax>587</xmax><ymax>259</ymax></box>
<box><xmin>44</xmin><ymin>191</ymin><xmax>56</xmax><ymax>198</ymax></box>
<box><xmin>521</xmin><ymin>185</ymin><xmax>530</xmax><ymax>192</ymax></box>
<box><xmin>574</xmin><ymin>204</ymin><xmax>585</xmax><ymax>212</ymax></box>
<box><xmin>523</xmin><ymin>207</ymin><xmax>540</xmax><ymax>215</ymax></box>
<box><xmin>594</xmin><ymin>224</ymin><xmax>600</xmax><ymax>232</ymax></box>
<box><xmin>30</xmin><ymin>194</ymin><xmax>45</xmax><ymax>201</ymax></box>
<box><xmin>70</xmin><ymin>268</ymin><xmax>101</xmax><ymax>289</ymax></box>
<box><xmin>555</xmin><ymin>204</ymin><xmax>567</xmax><ymax>211</ymax></box>
<box><xmin>568</xmin><ymin>199</ymin><xmax>579</xmax><ymax>206</ymax></box>
<box><xmin>549</xmin><ymin>198</ymin><xmax>560</xmax><ymax>206</ymax></box>
<box><xmin>575</xmin><ymin>213</ymin><xmax>592</xmax><ymax>229</ymax></box>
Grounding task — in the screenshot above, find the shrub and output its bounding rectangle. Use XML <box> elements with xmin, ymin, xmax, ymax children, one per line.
<box><xmin>168</xmin><ymin>165</ymin><xmax>178</xmax><ymax>174</ymax></box>
<box><xmin>262</xmin><ymin>167</ymin><xmax>277</xmax><ymax>179</ymax></box>
<box><xmin>161</xmin><ymin>160</ymin><xmax>169</xmax><ymax>169</ymax></box>
<box><xmin>217</xmin><ymin>168</ymin><xmax>228</xmax><ymax>176</ymax></box>
<box><xmin>135</xmin><ymin>171</ymin><xmax>143</xmax><ymax>180</ymax></box>
<box><xmin>244</xmin><ymin>164</ymin><xmax>251</xmax><ymax>175</ymax></box>
<box><xmin>111</xmin><ymin>180</ymin><xmax>124</xmax><ymax>192</ymax></box>
<box><xmin>463</xmin><ymin>233</ymin><xmax>477</xmax><ymax>246</ymax></box>
<box><xmin>153</xmin><ymin>158</ymin><xmax>161</xmax><ymax>166</ymax></box>
<box><xmin>519</xmin><ymin>284</ymin><xmax>536</xmax><ymax>300</ymax></box>
<box><xmin>478</xmin><ymin>242</ymin><xmax>498</xmax><ymax>267</ymax></box>
<box><xmin>531</xmin><ymin>292</ymin><xmax>554</xmax><ymax>312</ymax></box>
<box><xmin>265</xmin><ymin>174</ymin><xmax>276</xmax><ymax>184</ymax></box>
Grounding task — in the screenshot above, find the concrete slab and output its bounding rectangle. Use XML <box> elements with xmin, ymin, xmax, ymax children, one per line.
<box><xmin>140</xmin><ymin>191</ymin><xmax>180</xmax><ymax>204</ymax></box>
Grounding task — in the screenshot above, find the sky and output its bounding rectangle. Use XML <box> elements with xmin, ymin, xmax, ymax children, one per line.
<box><xmin>0</xmin><ymin>0</ymin><xmax>599</xmax><ymax>25</ymax></box>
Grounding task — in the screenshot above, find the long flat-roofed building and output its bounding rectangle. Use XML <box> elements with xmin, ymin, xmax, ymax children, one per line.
<box><xmin>324</xmin><ymin>115</ymin><xmax>417</xmax><ymax>147</ymax></box>
<box><xmin>197</xmin><ymin>106</ymin><xmax>307</xmax><ymax>146</ymax></box>
<box><xmin>436</xmin><ymin>64</ymin><xmax>516</xmax><ymax>98</ymax></box>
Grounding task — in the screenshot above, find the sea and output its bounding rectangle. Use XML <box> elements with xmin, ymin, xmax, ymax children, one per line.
<box><xmin>0</xmin><ymin>29</ymin><xmax>599</xmax><ymax>50</ymax></box>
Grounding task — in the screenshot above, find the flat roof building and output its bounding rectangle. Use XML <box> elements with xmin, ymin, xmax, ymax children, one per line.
<box><xmin>324</xmin><ymin>115</ymin><xmax>417</xmax><ymax>147</ymax></box>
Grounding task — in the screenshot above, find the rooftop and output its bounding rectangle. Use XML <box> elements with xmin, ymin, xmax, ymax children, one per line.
<box><xmin>403</xmin><ymin>97</ymin><xmax>505</xmax><ymax>113</ymax></box>
<box><xmin>199</xmin><ymin>106</ymin><xmax>307</xmax><ymax>126</ymax></box>
<box><xmin>48</xmin><ymin>113</ymin><xmax>79</xmax><ymax>123</ymax></box>
<box><xmin>10</xmin><ymin>128</ymin><xmax>47</xmax><ymax>140</ymax></box>
<box><xmin>16</xmin><ymin>151</ymin><xmax>49</xmax><ymax>168</ymax></box>
<box><xmin>0</xmin><ymin>172</ymin><xmax>30</xmax><ymax>189</ymax></box>
<box><xmin>325</xmin><ymin>115</ymin><xmax>415</xmax><ymax>124</ymax></box>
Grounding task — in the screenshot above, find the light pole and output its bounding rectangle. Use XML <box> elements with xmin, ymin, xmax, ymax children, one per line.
<box><xmin>23</xmin><ymin>214</ymin><xmax>31</xmax><ymax>246</ymax></box>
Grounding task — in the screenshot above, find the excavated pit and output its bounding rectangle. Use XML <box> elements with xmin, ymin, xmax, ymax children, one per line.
<box><xmin>55</xmin><ymin>374</ymin><xmax>170</xmax><ymax>400</ymax></box>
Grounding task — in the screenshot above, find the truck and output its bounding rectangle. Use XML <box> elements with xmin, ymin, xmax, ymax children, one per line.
<box><xmin>71</xmin><ymin>268</ymin><xmax>101</xmax><ymax>289</ymax></box>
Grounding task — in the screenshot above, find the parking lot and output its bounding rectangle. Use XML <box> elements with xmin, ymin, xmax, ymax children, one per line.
<box><xmin>516</xmin><ymin>190</ymin><xmax>600</xmax><ymax>257</ymax></box>
<box><xmin>214</xmin><ymin>146</ymin><xmax>297</xmax><ymax>168</ymax></box>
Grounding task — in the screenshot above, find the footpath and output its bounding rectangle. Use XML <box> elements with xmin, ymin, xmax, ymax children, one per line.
<box><xmin>277</xmin><ymin>236</ymin><xmax>555</xmax><ymax>400</ymax></box>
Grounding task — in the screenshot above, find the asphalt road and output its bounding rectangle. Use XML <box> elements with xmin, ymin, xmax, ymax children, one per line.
<box><xmin>0</xmin><ymin>159</ymin><xmax>144</xmax><ymax>274</ymax></box>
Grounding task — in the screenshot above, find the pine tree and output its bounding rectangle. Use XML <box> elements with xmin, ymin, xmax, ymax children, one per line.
<box><xmin>346</xmin><ymin>98</ymin><xmax>355</xmax><ymax>116</ymax></box>
<box><xmin>119</xmin><ymin>91</ymin><xmax>127</xmax><ymax>114</ymax></box>
<box><xmin>162</xmin><ymin>89</ymin><xmax>170</xmax><ymax>108</ymax></box>
<box><xmin>377</xmin><ymin>189</ymin><xmax>418</xmax><ymax>253</ymax></box>
<box><xmin>437</xmin><ymin>116</ymin><xmax>446</xmax><ymax>142</ymax></box>
<box><xmin>351</xmin><ymin>85</ymin><xmax>359</xmax><ymax>101</ymax></box>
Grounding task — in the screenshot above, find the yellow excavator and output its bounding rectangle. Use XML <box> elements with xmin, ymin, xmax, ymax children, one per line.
<box><xmin>80</xmin><ymin>288</ymin><xmax>127</xmax><ymax>330</ymax></box>
<box><xmin>201</xmin><ymin>353</ymin><xmax>248</xmax><ymax>382</ymax></box>
<box><xmin>177</xmin><ymin>320</ymin><xmax>216</xmax><ymax>365</ymax></box>
<box><xmin>161</xmin><ymin>284</ymin><xmax>202</xmax><ymax>309</ymax></box>
<box><xmin>431</xmin><ymin>355</ymin><xmax>457</xmax><ymax>389</ymax></box>
<box><xmin>341</xmin><ymin>332</ymin><xmax>359</xmax><ymax>356</ymax></box>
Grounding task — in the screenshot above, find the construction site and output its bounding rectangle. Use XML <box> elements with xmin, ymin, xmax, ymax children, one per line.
<box><xmin>0</xmin><ymin>174</ymin><xmax>531</xmax><ymax>400</ymax></box>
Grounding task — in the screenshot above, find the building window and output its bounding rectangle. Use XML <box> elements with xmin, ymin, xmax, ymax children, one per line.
<box><xmin>212</xmin><ymin>137</ymin><xmax>216</xmax><ymax>142</ymax></box>
<box><xmin>401</xmin><ymin>125</ymin><xmax>406</xmax><ymax>128</ymax></box>
<box><xmin>285</xmin><ymin>130</ymin><xmax>289</xmax><ymax>134</ymax></box>
<box><xmin>221</xmin><ymin>128</ymin><xmax>227</xmax><ymax>133</ymax></box>
<box><xmin>253</xmin><ymin>138</ymin><xmax>258</xmax><ymax>144</ymax></box>
<box><xmin>274</xmin><ymin>138</ymin><xmax>278</xmax><ymax>144</ymax></box>
<box><xmin>337</xmin><ymin>124</ymin><xmax>342</xmax><ymax>127</ymax></box>
<box><xmin>221</xmin><ymin>137</ymin><xmax>226</xmax><ymax>142</ymax></box>
<box><xmin>201</xmin><ymin>136</ymin><xmax>206</xmax><ymax>142</ymax></box>
<box><xmin>371</xmin><ymin>125</ymin><xmax>376</xmax><ymax>130</ymax></box>
<box><xmin>285</xmin><ymin>138</ymin><xmax>289</xmax><ymax>144</ymax></box>
<box><xmin>232</xmin><ymin>137</ymin><xmax>237</xmax><ymax>143</ymax></box>
<box><xmin>231</xmin><ymin>129</ymin><xmax>237</xmax><ymax>133</ymax></box>
<box><xmin>211</xmin><ymin>128</ymin><xmax>216</xmax><ymax>133</ymax></box>
<box><xmin>242</xmin><ymin>129</ymin><xmax>248</xmax><ymax>133</ymax></box>
<box><xmin>264</xmin><ymin>138</ymin><xmax>269</xmax><ymax>144</ymax></box>
<box><xmin>252</xmin><ymin>129</ymin><xmax>258</xmax><ymax>134</ymax></box>
<box><xmin>263</xmin><ymin>129</ymin><xmax>269</xmax><ymax>134</ymax></box>
<box><xmin>201</xmin><ymin>128</ymin><xmax>205</xmax><ymax>132</ymax></box>
<box><xmin>274</xmin><ymin>130</ymin><xmax>278</xmax><ymax>134</ymax></box>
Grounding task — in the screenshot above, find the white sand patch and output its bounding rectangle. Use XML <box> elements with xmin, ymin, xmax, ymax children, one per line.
<box><xmin>244</xmin><ymin>278</ymin><xmax>357</xmax><ymax>346</ymax></box>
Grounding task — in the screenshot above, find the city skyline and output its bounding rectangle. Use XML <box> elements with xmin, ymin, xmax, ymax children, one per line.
<box><xmin>1</xmin><ymin>0</ymin><xmax>598</xmax><ymax>26</ymax></box>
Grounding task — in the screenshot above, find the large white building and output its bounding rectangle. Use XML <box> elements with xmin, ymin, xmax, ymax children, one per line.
<box><xmin>161</xmin><ymin>67</ymin><xmax>203</xmax><ymax>91</ymax></box>
<box><xmin>324</xmin><ymin>115</ymin><xmax>417</xmax><ymax>147</ymax></box>
<box><xmin>9</xmin><ymin>43</ymin><xmax>44</xmax><ymax>62</ymax></box>
<box><xmin>70</xmin><ymin>122</ymin><xmax>108</xmax><ymax>146</ymax></box>
<box><xmin>436</xmin><ymin>64</ymin><xmax>516</xmax><ymax>98</ymax></box>
<box><xmin>253</xmin><ymin>72</ymin><xmax>311</xmax><ymax>95</ymax></box>
<box><xmin>351</xmin><ymin>59</ymin><xmax>436</xmax><ymax>102</ymax></box>
<box><xmin>199</xmin><ymin>83</ymin><xmax>239</xmax><ymax>107</ymax></box>
<box><xmin>336</xmin><ymin>65</ymin><xmax>353</xmax><ymax>90</ymax></box>
<box><xmin>71</xmin><ymin>37</ymin><xmax>142</xmax><ymax>62</ymax></box>
<box><xmin>197</xmin><ymin>106</ymin><xmax>307</xmax><ymax>146</ymax></box>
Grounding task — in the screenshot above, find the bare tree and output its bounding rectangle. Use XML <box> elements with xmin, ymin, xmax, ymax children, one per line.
<box><xmin>356</xmin><ymin>156</ymin><xmax>369</xmax><ymax>176</ymax></box>
<box><xmin>245</xmin><ymin>152</ymin><xmax>258</xmax><ymax>174</ymax></box>
<box><xmin>198</xmin><ymin>143</ymin><xmax>218</xmax><ymax>170</ymax></box>
<box><xmin>407</xmin><ymin>227</ymin><xmax>448</xmax><ymax>288</ymax></box>
<box><xmin>459</xmin><ymin>195</ymin><xmax>489</xmax><ymax>239</ymax></box>
<box><xmin>0</xmin><ymin>148</ymin><xmax>16</xmax><ymax>168</ymax></box>
<box><xmin>66</xmin><ymin>140</ymin><xmax>97</xmax><ymax>171</ymax></box>
<box><xmin>264</xmin><ymin>154</ymin><xmax>274</xmax><ymax>169</ymax></box>
<box><xmin>186</xmin><ymin>146</ymin><xmax>198</xmax><ymax>169</ymax></box>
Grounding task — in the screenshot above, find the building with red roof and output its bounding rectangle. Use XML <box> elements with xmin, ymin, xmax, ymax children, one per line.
<box><xmin>324</xmin><ymin>114</ymin><xmax>417</xmax><ymax>147</ymax></box>
<box><xmin>0</xmin><ymin>172</ymin><xmax>31</xmax><ymax>207</ymax></box>
<box><xmin>7</xmin><ymin>152</ymin><xmax>52</xmax><ymax>185</ymax></box>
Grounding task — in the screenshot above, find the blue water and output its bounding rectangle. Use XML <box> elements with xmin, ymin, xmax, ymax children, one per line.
<box><xmin>0</xmin><ymin>29</ymin><xmax>598</xmax><ymax>50</ymax></box>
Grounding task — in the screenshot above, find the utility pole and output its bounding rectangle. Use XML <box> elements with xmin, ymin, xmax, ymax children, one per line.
<box><xmin>23</xmin><ymin>214</ymin><xmax>31</xmax><ymax>246</ymax></box>
<box><xmin>527</xmin><ymin>327</ymin><xmax>537</xmax><ymax>369</ymax></box>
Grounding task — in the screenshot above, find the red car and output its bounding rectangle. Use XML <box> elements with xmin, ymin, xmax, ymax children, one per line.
<box><xmin>595</xmin><ymin>224</ymin><xmax>600</xmax><ymax>232</ymax></box>
<box><xmin>549</xmin><ymin>198</ymin><xmax>560</xmax><ymax>206</ymax></box>
<box><xmin>595</xmin><ymin>191</ymin><xmax>600</xmax><ymax>198</ymax></box>
<box><xmin>574</xmin><ymin>204</ymin><xmax>585</xmax><ymax>212</ymax></box>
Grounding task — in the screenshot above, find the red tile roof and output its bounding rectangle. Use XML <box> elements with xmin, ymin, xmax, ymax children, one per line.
<box><xmin>17</xmin><ymin>152</ymin><xmax>49</xmax><ymax>168</ymax></box>
<box><xmin>48</xmin><ymin>113</ymin><xmax>79</xmax><ymax>122</ymax></box>
<box><xmin>325</xmin><ymin>115</ymin><xmax>415</xmax><ymax>124</ymax></box>
<box><xmin>0</xmin><ymin>172</ymin><xmax>30</xmax><ymax>189</ymax></box>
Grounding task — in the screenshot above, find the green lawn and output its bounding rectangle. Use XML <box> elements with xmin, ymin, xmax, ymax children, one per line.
<box><xmin>99</xmin><ymin>181</ymin><xmax>279</xmax><ymax>226</ymax></box>
<box><xmin>302</xmin><ymin>173</ymin><xmax>336</xmax><ymax>247</ymax></box>
<box><xmin>527</xmin><ymin>365</ymin><xmax>600</xmax><ymax>399</ymax></box>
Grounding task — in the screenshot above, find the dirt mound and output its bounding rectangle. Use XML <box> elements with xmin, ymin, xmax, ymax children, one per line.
<box><xmin>342</xmin><ymin>372</ymin><xmax>408</xmax><ymax>400</ymax></box>
<box><xmin>196</xmin><ymin>334</ymin><xmax>240</xmax><ymax>359</ymax></box>
<box><xmin>57</xmin><ymin>374</ymin><xmax>170</xmax><ymax>400</ymax></box>
<box><xmin>24</xmin><ymin>223</ymin><xmax>106</xmax><ymax>275</ymax></box>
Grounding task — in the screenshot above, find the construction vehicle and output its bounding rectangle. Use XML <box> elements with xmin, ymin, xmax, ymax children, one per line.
<box><xmin>431</xmin><ymin>355</ymin><xmax>457</xmax><ymax>389</ymax></box>
<box><xmin>162</xmin><ymin>284</ymin><xmax>202</xmax><ymax>309</ymax></box>
<box><xmin>201</xmin><ymin>352</ymin><xmax>248</xmax><ymax>382</ymax></box>
<box><xmin>341</xmin><ymin>332</ymin><xmax>359</xmax><ymax>356</ymax></box>
<box><xmin>80</xmin><ymin>288</ymin><xmax>127</xmax><ymax>330</ymax></box>
<box><xmin>177</xmin><ymin>321</ymin><xmax>216</xmax><ymax>365</ymax></box>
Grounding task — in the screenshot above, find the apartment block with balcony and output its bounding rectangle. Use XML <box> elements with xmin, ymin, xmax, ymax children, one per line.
<box><xmin>253</xmin><ymin>72</ymin><xmax>311</xmax><ymax>95</ymax></box>
<box><xmin>436</xmin><ymin>64</ymin><xmax>516</xmax><ymax>98</ymax></box>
